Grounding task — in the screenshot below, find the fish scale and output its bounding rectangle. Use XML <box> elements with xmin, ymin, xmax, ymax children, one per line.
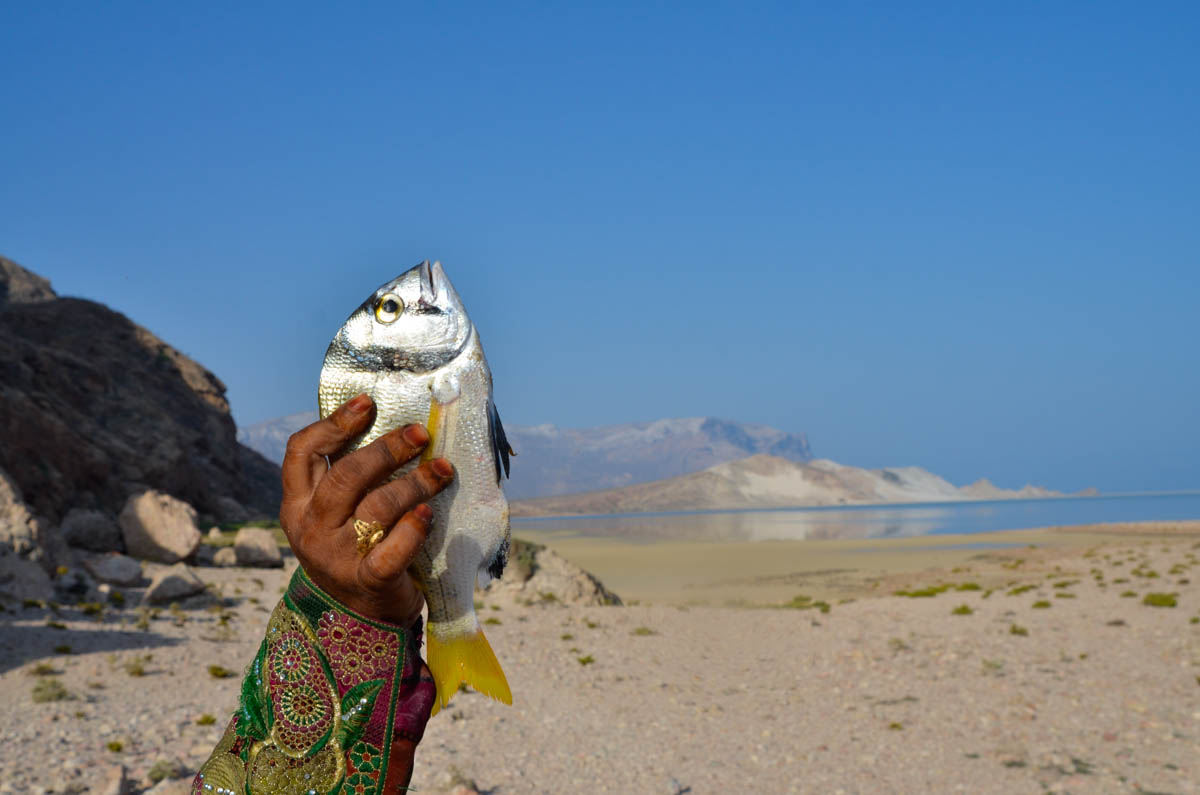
<box><xmin>317</xmin><ymin>260</ymin><xmax>513</xmax><ymax>715</ymax></box>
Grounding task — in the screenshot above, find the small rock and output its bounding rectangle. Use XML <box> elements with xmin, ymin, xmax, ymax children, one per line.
<box><xmin>233</xmin><ymin>527</ymin><xmax>282</xmax><ymax>568</ymax></box>
<box><xmin>93</xmin><ymin>763</ymin><xmax>129</xmax><ymax>795</ymax></box>
<box><xmin>212</xmin><ymin>547</ymin><xmax>238</xmax><ymax>567</ymax></box>
<box><xmin>60</xmin><ymin>509</ymin><xmax>123</xmax><ymax>553</ymax></box>
<box><xmin>206</xmin><ymin>527</ymin><xmax>223</xmax><ymax>540</ymax></box>
<box><xmin>53</xmin><ymin>566</ymin><xmax>98</xmax><ymax>602</ymax></box>
<box><xmin>144</xmin><ymin>563</ymin><xmax>206</xmax><ymax>603</ymax></box>
<box><xmin>83</xmin><ymin>553</ymin><xmax>143</xmax><ymax>586</ymax></box>
<box><xmin>0</xmin><ymin>552</ymin><xmax>54</xmax><ymax>601</ymax></box>
<box><xmin>118</xmin><ymin>491</ymin><xmax>201</xmax><ymax>564</ymax></box>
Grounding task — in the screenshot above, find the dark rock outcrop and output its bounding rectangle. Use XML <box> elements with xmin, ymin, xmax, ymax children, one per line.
<box><xmin>0</xmin><ymin>256</ymin><xmax>282</xmax><ymax>530</ymax></box>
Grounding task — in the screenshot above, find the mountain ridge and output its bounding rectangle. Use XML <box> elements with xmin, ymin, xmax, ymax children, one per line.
<box><xmin>510</xmin><ymin>453</ymin><xmax>1066</xmax><ymax>517</ymax></box>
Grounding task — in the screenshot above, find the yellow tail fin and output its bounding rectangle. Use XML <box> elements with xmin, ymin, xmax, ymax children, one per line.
<box><xmin>425</xmin><ymin>623</ymin><xmax>512</xmax><ymax>716</ymax></box>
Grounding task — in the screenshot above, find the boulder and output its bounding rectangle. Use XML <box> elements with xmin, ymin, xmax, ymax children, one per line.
<box><xmin>233</xmin><ymin>527</ymin><xmax>283</xmax><ymax>568</ymax></box>
<box><xmin>143</xmin><ymin>562</ymin><xmax>206</xmax><ymax>603</ymax></box>
<box><xmin>83</xmin><ymin>553</ymin><xmax>143</xmax><ymax>586</ymax></box>
<box><xmin>61</xmin><ymin>508</ymin><xmax>123</xmax><ymax>552</ymax></box>
<box><xmin>483</xmin><ymin>540</ymin><xmax>621</xmax><ymax>607</ymax></box>
<box><xmin>212</xmin><ymin>547</ymin><xmax>238</xmax><ymax>567</ymax></box>
<box><xmin>0</xmin><ymin>466</ymin><xmax>55</xmax><ymax>601</ymax></box>
<box><xmin>118</xmin><ymin>491</ymin><xmax>201</xmax><ymax>563</ymax></box>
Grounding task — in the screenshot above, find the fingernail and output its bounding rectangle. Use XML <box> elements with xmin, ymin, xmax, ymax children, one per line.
<box><xmin>414</xmin><ymin>503</ymin><xmax>434</xmax><ymax>522</ymax></box>
<box><xmin>402</xmin><ymin>424</ymin><xmax>429</xmax><ymax>446</ymax></box>
<box><xmin>347</xmin><ymin>393</ymin><xmax>372</xmax><ymax>412</ymax></box>
<box><xmin>431</xmin><ymin>458</ymin><xmax>454</xmax><ymax>478</ymax></box>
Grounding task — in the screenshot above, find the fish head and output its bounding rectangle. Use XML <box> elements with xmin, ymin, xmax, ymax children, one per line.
<box><xmin>329</xmin><ymin>260</ymin><xmax>472</xmax><ymax>374</ymax></box>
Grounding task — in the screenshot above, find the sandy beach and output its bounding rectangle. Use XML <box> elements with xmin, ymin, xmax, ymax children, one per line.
<box><xmin>1</xmin><ymin>522</ymin><xmax>1198</xmax><ymax>793</ymax></box>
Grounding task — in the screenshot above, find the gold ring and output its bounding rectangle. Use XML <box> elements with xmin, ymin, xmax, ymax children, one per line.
<box><xmin>353</xmin><ymin>519</ymin><xmax>387</xmax><ymax>557</ymax></box>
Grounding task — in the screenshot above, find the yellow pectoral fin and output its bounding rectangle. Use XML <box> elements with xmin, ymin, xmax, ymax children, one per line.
<box><xmin>419</xmin><ymin>397</ymin><xmax>443</xmax><ymax>464</ymax></box>
<box><xmin>426</xmin><ymin>623</ymin><xmax>513</xmax><ymax>716</ymax></box>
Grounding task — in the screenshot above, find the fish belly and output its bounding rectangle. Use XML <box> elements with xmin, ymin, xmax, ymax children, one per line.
<box><xmin>414</xmin><ymin>352</ymin><xmax>511</xmax><ymax>713</ymax></box>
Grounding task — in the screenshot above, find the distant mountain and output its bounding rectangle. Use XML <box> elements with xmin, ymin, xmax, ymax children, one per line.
<box><xmin>238</xmin><ymin>414</ymin><xmax>813</xmax><ymax>500</ymax></box>
<box><xmin>511</xmin><ymin>455</ymin><xmax>1065</xmax><ymax>517</ymax></box>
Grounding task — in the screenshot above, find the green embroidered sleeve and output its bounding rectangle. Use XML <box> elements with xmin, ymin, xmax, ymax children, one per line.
<box><xmin>191</xmin><ymin>568</ymin><xmax>432</xmax><ymax>795</ymax></box>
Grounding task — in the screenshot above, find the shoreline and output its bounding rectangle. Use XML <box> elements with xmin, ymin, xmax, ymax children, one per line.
<box><xmin>513</xmin><ymin>491</ymin><xmax>1200</xmax><ymax>521</ymax></box>
<box><xmin>516</xmin><ymin>520</ymin><xmax>1200</xmax><ymax>606</ymax></box>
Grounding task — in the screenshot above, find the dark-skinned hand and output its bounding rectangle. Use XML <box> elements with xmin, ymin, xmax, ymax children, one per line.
<box><xmin>279</xmin><ymin>392</ymin><xmax>454</xmax><ymax>626</ymax></box>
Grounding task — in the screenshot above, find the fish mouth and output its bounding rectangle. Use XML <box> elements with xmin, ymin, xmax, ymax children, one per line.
<box><xmin>419</xmin><ymin>260</ymin><xmax>438</xmax><ymax>304</ymax></box>
<box><xmin>418</xmin><ymin>260</ymin><xmax>455</xmax><ymax>311</ymax></box>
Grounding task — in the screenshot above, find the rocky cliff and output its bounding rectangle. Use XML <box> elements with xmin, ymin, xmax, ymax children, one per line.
<box><xmin>0</xmin><ymin>256</ymin><xmax>281</xmax><ymax>527</ymax></box>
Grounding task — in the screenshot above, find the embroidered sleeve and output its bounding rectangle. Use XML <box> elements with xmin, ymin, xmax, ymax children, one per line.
<box><xmin>192</xmin><ymin>568</ymin><xmax>433</xmax><ymax>795</ymax></box>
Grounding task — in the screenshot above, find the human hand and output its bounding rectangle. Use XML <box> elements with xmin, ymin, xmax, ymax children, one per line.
<box><xmin>278</xmin><ymin>393</ymin><xmax>455</xmax><ymax>627</ymax></box>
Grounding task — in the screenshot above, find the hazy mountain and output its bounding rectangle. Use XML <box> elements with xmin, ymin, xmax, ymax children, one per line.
<box><xmin>238</xmin><ymin>413</ymin><xmax>813</xmax><ymax>500</ymax></box>
<box><xmin>511</xmin><ymin>454</ymin><xmax>1064</xmax><ymax>517</ymax></box>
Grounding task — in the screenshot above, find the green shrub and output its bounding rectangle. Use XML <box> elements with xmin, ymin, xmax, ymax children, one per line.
<box><xmin>1143</xmin><ymin>593</ymin><xmax>1178</xmax><ymax>608</ymax></box>
<box><xmin>631</xmin><ymin>626</ymin><xmax>657</xmax><ymax>636</ymax></box>
<box><xmin>32</xmin><ymin>678</ymin><xmax>72</xmax><ymax>703</ymax></box>
<box><xmin>894</xmin><ymin>585</ymin><xmax>950</xmax><ymax>598</ymax></box>
<box><xmin>951</xmin><ymin>604</ymin><xmax>973</xmax><ymax>615</ymax></box>
<box><xmin>576</xmin><ymin>655</ymin><xmax>595</xmax><ymax>666</ymax></box>
<box><xmin>196</xmin><ymin>714</ymin><xmax>217</xmax><ymax>726</ymax></box>
<box><xmin>106</xmin><ymin>741</ymin><xmax>123</xmax><ymax>752</ymax></box>
<box><xmin>483</xmin><ymin>617</ymin><xmax>502</xmax><ymax>625</ymax></box>
<box><xmin>1007</xmin><ymin>585</ymin><xmax>1036</xmax><ymax>596</ymax></box>
<box><xmin>207</xmin><ymin>665</ymin><xmax>235</xmax><ymax>679</ymax></box>
<box><xmin>1009</xmin><ymin>624</ymin><xmax>1028</xmax><ymax>636</ymax></box>
<box><xmin>1031</xmin><ymin>600</ymin><xmax>1051</xmax><ymax>609</ymax></box>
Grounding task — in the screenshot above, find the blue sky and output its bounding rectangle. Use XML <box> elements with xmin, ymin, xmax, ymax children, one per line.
<box><xmin>2</xmin><ymin>2</ymin><xmax>1197</xmax><ymax>493</ymax></box>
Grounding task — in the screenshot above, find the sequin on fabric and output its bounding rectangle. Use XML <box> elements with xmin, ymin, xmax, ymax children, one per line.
<box><xmin>191</xmin><ymin>568</ymin><xmax>427</xmax><ymax>794</ymax></box>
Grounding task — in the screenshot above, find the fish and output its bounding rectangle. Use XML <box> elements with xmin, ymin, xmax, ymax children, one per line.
<box><xmin>317</xmin><ymin>260</ymin><xmax>514</xmax><ymax>715</ymax></box>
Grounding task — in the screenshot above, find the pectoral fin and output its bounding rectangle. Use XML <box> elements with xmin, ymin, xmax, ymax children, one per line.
<box><xmin>420</xmin><ymin>375</ymin><xmax>461</xmax><ymax>464</ymax></box>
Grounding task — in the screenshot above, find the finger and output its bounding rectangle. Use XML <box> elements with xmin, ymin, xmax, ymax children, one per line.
<box><xmin>353</xmin><ymin>459</ymin><xmax>454</xmax><ymax>532</ymax></box>
<box><xmin>361</xmin><ymin>504</ymin><xmax>434</xmax><ymax>587</ymax></box>
<box><xmin>281</xmin><ymin>394</ymin><xmax>374</xmax><ymax>499</ymax></box>
<box><xmin>308</xmin><ymin>424</ymin><xmax>431</xmax><ymax>525</ymax></box>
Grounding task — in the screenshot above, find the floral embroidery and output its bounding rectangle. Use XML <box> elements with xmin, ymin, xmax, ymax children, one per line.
<box><xmin>341</xmin><ymin>772</ymin><xmax>378</xmax><ymax>795</ymax></box>
<box><xmin>318</xmin><ymin>611</ymin><xmax>400</xmax><ymax>689</ymax></box>
<box><xmin>348</xmin><ymin>741</ymin><xmax>381</xmax><ymax>774</ymax></box>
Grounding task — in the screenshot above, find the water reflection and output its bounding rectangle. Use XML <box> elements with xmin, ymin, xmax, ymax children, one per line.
<box><xmin>512</xmin><ymin>493</ymin><xmax>1200</xmax><ymax>542</ymax></box>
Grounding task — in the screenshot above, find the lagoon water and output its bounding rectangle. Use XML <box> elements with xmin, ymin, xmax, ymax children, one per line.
<box><xmin>512</xmin><ymin>492</ymin><xmax>1200</xmax><ymax>543</ymax></box>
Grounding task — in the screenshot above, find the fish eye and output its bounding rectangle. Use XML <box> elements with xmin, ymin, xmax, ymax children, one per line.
<box><xmin>375</xmin><ymin>294</ymin><xmax>404</xmax><ymax>323</ymax></box>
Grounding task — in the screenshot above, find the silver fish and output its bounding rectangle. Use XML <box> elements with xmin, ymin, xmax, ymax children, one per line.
<box><xmin>318</xmin><ymin>260</ymin><xmax>513</xmax><ymax>714</ymax></box>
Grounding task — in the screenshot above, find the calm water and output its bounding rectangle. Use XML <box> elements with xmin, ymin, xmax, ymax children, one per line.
<box><xmin>512</xmin><ymin>493</ymin><xmax>1200</xmax><ymax>542</ymax></box>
